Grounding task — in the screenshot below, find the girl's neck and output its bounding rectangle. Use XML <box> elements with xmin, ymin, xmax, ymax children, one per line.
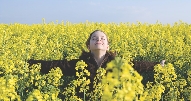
<box><xmin>91</xmin><ymin>50</ymin><xmax>107</xmax><ymax>67</ymax></box>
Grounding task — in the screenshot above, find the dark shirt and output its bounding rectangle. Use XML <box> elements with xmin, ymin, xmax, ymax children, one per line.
<box><xmin>28</xmin><ymin>51</ymin><xmax>160</xmax><ymax>80</ymax></box>
<box><xmin>27</xmin><ymin>51</ymin><xmax>160</xmax><ymax>99</ymax></box>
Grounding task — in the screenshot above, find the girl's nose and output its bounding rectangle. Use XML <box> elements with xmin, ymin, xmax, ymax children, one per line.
<box><xmin>97</xmin><ymin>38</ymin><xmax>101</xmax><ymax>41</ymax></box>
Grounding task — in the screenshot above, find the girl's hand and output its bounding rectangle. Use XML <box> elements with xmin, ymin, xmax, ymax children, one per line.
<box><xmin>160</xmin><ymin>60</ymin><xmax>165</xmax><ymax>67</ymax></box>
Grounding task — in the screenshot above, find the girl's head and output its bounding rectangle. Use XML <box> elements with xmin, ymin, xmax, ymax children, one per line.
<box><xmin>86</xmin><ymin>30</ymin><xmax>109</xmax><ymax>51</ymax></box>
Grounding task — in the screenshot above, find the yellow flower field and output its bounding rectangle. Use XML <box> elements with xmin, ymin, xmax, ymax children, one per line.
<box><xmin>0</xmin><ymin>21</ymin><xmax>191</xmax><ymax>100</ymax></box>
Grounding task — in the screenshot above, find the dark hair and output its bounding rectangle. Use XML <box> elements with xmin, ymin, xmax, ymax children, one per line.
<box><xmin>85</xmin><ymin>30</ymin><xmax>109</xmax><ymax>48</ymax></box>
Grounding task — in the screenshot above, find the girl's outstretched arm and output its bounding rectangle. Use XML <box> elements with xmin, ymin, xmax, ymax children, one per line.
<box><xmin>132</xmin><ymin>60</ymin><xmax>165</xmax><ymax>73</ymax></box>
<box><xmin>27</xmin><ymin>59</ymin><xmax>78</xmax><ymax>76</ymax></box>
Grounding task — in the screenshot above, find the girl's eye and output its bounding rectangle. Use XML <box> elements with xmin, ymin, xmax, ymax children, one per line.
<box><xmin>101</xmin><ymin>38</ymin><xmax>105</xmax><ymax>40</ymax></box>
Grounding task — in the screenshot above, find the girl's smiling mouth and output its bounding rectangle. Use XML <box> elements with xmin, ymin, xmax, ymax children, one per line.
<box><xmin>95</xmin><ymin>42</ymin><xmax>103</xmax><ymax>45</ymax></box>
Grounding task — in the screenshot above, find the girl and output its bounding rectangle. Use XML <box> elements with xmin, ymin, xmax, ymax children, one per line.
<box><xmin>28</xmin><ymin>30</ymin><xmax>164</xmax><ymax>99</ymax></box>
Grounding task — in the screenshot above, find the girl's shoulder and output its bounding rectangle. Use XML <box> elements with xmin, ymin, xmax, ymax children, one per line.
<box><xmin>106</xmin><ymin>51</ymin><xmax>116</xmax><ymax>60</ymax></box>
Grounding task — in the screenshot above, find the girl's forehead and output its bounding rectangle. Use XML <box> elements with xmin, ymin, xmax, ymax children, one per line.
<box><xmin>92</xmin><ymin>31</ymin><xmax>106</xmax><ymax>37</ymax></box>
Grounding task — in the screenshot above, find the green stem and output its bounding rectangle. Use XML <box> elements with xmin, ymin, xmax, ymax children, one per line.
<box><xmin>84</xmin><ymin>89</ymin><xmax>86</xmax><ymax>101</ymax></box>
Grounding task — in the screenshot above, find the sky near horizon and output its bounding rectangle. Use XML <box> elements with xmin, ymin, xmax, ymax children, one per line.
<box><xmin>0</xmin><ymin>0</ymin><xmax>191</xmax><ymax>24</ymax></box>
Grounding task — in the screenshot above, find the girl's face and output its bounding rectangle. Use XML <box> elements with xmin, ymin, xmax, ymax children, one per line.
<box><xmin>88</xmin><ymin>31</ymin><xmax>109</xmax><ymax>51</ymax></box>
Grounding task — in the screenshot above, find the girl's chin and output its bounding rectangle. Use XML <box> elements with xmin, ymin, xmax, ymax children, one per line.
<box><xmin>93</xmin><ymin>47</ymin><xmax>104</xmax><ymax>49</ymax></box>
<box><xmin>91</xmin><ymin>48</ymin><xmax>107</xmax><ymax>51</ymax></box>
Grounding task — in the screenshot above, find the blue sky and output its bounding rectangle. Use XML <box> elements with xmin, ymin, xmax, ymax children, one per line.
<box><xmin>0</xmin><ymin>0</ymin><xmax>191</xmax><ymax>24</ymax></box>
